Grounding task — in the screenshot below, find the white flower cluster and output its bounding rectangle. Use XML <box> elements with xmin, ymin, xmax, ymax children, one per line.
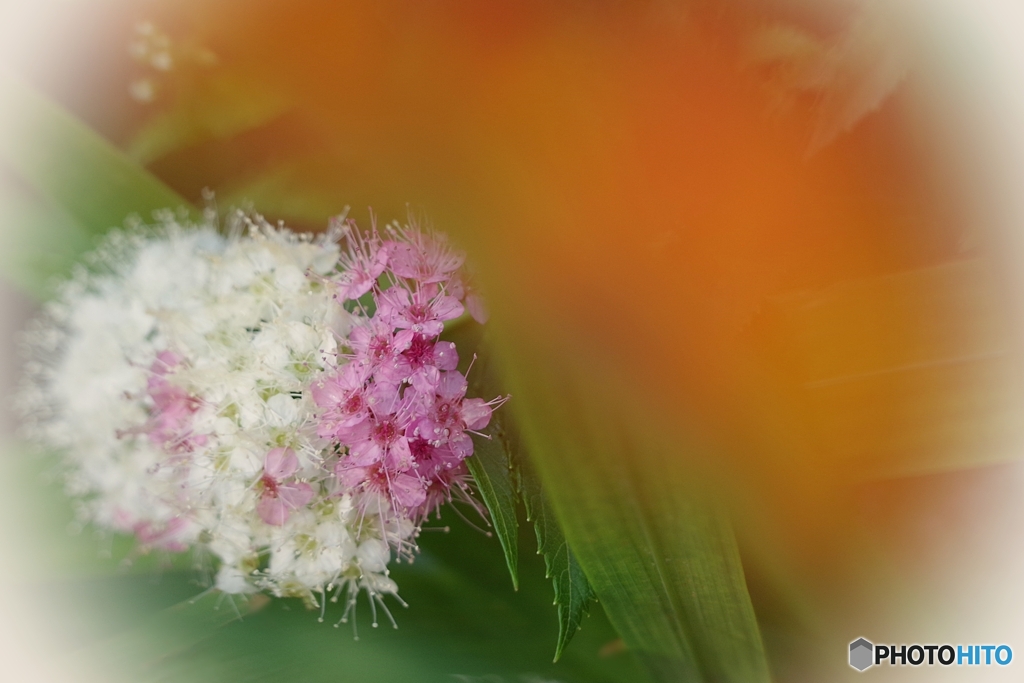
<box><xmin>19</xmin><ymin>210</ymin><xmax>437</xmax><ymax>610</ymax></box>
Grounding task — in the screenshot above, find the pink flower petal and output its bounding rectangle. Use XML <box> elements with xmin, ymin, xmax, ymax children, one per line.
<box><xmin>410</xmin><ymin>365</ymin><xmax>440</xmax><ymax>395</ymax></box>
<box><xmin>330</xmin><ymin>417</ymin><xmax>372</xmax><ymax>443</ymax></box>
<box><xmin>384</xmin><ymin>435</ymin><xmax>413</xmax><ymax>470</ymax></box>
<box><xmin>152</xmin><ymin>350</ymin><xmax>182</xmax><ymax>375</ymax></box>
<box><xmin>336</xmin><ymin>221</ymin><xmax>389</xmax><ymax>300</ymax></box>
<box><xmin>414</xmin><ymin>415</ymin><xmax>444</xmax><ymax>441</ymax></box>
<box><xmin>465</xmin><ymin>292</ymin><xmax>489</xmax><ymax>324</ymax></box>
<box><xmin>337</xmin><ymin>465</ymin><xmax>369</xmax><ymax>488</ymax></box>
<box><xmin>349</xmin><ymin>440</ymin><xmax>382</xmax><ymax>466</ymax></box>
<box><xmin>376</xmin><ymin>288</ymin><xmax>410</xmax><ymax>325</ymax></box>
<box><xmin>437</xmin><ymin>371</ymin><xmax>468</xmax><ymax>401</ymax></box>
<box><xmin>385</xmin><ymin>242</ymin><xmax>422</xmax><ymax>280</ymax></box>
<box><xmin>430</xmin><ymin>294</ymin><xmax>464</xmax><ymax>322</ymax></box>
<box><xmin>390</xmin><ymin>472</ymin><xmax>427</xmax><ymax>508</ymax></box>
<box><xmin>279</xmin><ymin>481</ymin><xmax>314</xmax><ymax>509</ymax></box>
<box><xmin>264</xmin><ymin>447</ymin><xmax>298</xmax><ymax>479</ymax></box>
<box><xmin>310</xmin><ymin>375</ymin><xmax>346</xmax><ymax>408</ymax></box>
<box><xmin>385</xmin><ymin>232</ymin><xmax>464</xmax><ymax>283</ymax></box>
<box><xmin>461</xmin><ymin>398</ymin><xmax>493</xmax><ymax>431</ymax></box>
<box><xmin>392</xmin><ymin>329</ymin><xmax>415</xmax><ymax>351</ymax></box>
<box><xmin>449</xmin><ymin>433</ymin><xmax>474</xmax><ymax>459</ymax></box>
<box><xmin>415</xmin><ymin>319</ymin><xmax>445</xmax><ymax>337</ymax></box>
<box><xmin>257</xmin><ymin>497</ymin><xmax>289</xmax><ymax>526</ymax></box>
<box><xmin>432</xmin><ymin>341</ymin><xmax>458</xmax><ymax>371</ymax></box>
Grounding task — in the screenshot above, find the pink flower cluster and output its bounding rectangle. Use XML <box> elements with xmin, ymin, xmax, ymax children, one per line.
<box><xmin>313</xmin><ymin>221</ymin><xmax>499</xmax><ymax>524</ymax></box>
<box><xmin>116</xmin><ymin>350</ymin><xmax>206</xmax><ymax>460</ymax></box>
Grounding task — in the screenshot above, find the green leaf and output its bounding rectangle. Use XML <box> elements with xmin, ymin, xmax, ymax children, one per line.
<box><xmin>0</xmin><ymin>179</ymin><xmax>92</xmax><ymax>299</ymax></box>
<box><xmin>490</xmin><ymin>337</ymin><xmax>772</xmax><ymax>683</ymax></box>
<box><xmin>0</xmin><ymin>71</ymin><xmax>193</xmax><ymax>237</ymax></box>
<box><xmin>65</xmin><ymin>589</ymin><xmax>271</xmax><ymax>679</ymax></box>
<box><xmin>13</xmin><ymin>438</ymin><xmax>648</xmax><ymax>683</ymax></box>
<box><xmin>446</xmin><ymin>320</ymin><xmax>600</xmax><ymax>659</ymax></box>
<box><xmin>444</xmin><ymin>322</ymin><xmax>520</xmax><ymax>592</ymax></box>
<box><xmin>464</xmin><ymin>412</ymin><xmax>520</xmax><ymax>590</ymax></box>
<box><xmin>217</xmin><ymin>161</ymin><xmax>347</xmax><ymax>227</ymax></box>
<box><xmin>38</xmin><ymin>517</ymin><xmax>647</xmax><ymax>683</ymax></box>
<box><xmin>520</xmin><ymin>456</ymin><xmax>598</xmax><ymax>662</ymax></box>
<box><xmin>127</xmin><ymin>72</ymin><xmax>291</xmax><ymax>166</ymax></box>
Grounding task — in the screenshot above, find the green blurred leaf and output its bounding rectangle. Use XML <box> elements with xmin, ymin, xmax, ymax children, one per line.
<box><xmin>65</xmin><ymin>589</ymin><xmax>271</xmax><ymax>679</ymax></box>
<box><xmin>447</xmin><ymin>321</ymin><xmax>520</xmax><ymax>591</ymax></box>
<box><xmin>520</xmin><ymin>457</ymin><xmax>597</xmax><ymax>663</ymax></box>
<box><xmin>217</xmin><ymin>161</ymin><xmax>346</xmax><ymax>227</ymax></box>
<box><xmin>448</xmin><ymin>320</ymin><xmax>600</xmax><ymax>658</ymax></box>
<box><xmin>493</xmin><ymin>340</ymin><xmax>772</xmax><ymax>683</ymax></box>
<box><xmin>0</xmin><ymin>176</ymin><xmax>92</xmax><ymax>298</ymax></box>
<box><xmin>0</xmin><ymin>71</ymin><xmax>193</xmax><ymax>237</ymax></box>
<box><xmin>11</xmin><ymin>434</ymin><xmax>647</xmax><ymax>683</ymax></box>
<box><xmin>127</xmin><ymin>72</ymin><xmax>291</xmax><ymax>166</ymax></box>
<box><xmin>6</xmin><ymin>443</ymin><xmax>199</xmax><ymax>581</ymax></box>
<box><xmin>465</xmin><ymin>414</ymin><xmax>520</xmax><ymax>591</ymax></box>
<box><xmin>45</xmin><ymin>518</ymin><xmax>647</xmax><ymax>683</ymax></box>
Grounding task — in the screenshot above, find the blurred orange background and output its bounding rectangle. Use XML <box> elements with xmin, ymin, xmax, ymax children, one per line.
<box><xmin>7</xmin><ymin>1</ymin><xmax>1024</xmax><ymax>680</ymax></box>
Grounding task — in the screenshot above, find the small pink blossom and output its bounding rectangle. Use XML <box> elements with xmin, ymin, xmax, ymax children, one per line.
<box><xmin>384</xmin><ymin>229</ymin><xmax>464</xmax><ymax>284</ymax></box>
<box><xmin>133</xmin><ymin>517</ymin><xmax>191</xmax><ymax>552</ymax></box>
<box><xmin>377</xmin><ymin>287</ymin><xmax>463</xmax><ymax>337</ymax></box>
<box><xmin>336</xmin><ymin>462</ymin><xmax>427</xmax><ymax>511</ymax></box>
<box><xmin>420</xmin><ymin>462</ymin><xmax>475</xmax><ymax>521</ymax></box>
<box><xmin>347</xmin><ymin>403</ymin><xmax>414</xmax><ymax>469</ymax></box>
<box><xmin>414</xmin><ymin>371</ymin><xmax>493</xmax><ymax>458</ymax></box>
<box><xmin>141</xmin><ymin>351</ymin><xmax>206</xmax><ymax>452</ymax></box>
<box><xmin>389</xmin><ymin>335</ymin><xmax>458</xmax><ymax>395</ymax></box>
<box><xmin>348</xmin><ymin>320</ymin><xmax>414</xmax><ymax>374</ymax></box>
<box><xmin>310</xmin><ymin>363</ymin><xmax>373</xmax><ymax>438</ymax></box>
<box><xmin>257</xmin><ymin>447</ymin><xmax>314</xmax><ymax>526</ymax></box>
<box><xmin>407</xmin><ymin>437</ymin><xmax>460</xmax><ymax>478</ymax></box>
<box><xmin>464</xmin><ymin>291</ymin><xmax>489</xmax><ymax>324</ymax></box>
<box><xmin>334</xmin><ymin>218</ymin><xmax>389</xmax><ymax>301</ymax></box>
<box><xmin>447</xmin><ymin>272</ymin><xmax>489</xmax><ymax>324</ymax></box>
<box><xmin>152</xmin><ymin>350</ymin><xmax>182</xmax><ymax>375</ymax></box>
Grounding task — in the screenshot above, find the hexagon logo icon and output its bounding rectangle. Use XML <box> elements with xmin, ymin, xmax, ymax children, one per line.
<box><xmin>850</xmin><ymin>638</ymin><xmax>874</xmax><ymax>671</ymax></box>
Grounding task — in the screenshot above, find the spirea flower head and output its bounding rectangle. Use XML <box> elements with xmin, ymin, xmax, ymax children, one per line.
<box><xmin>18</xmin><ymin>208</ymin><xmax>503</xmax><ymax>617</ymax></box>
